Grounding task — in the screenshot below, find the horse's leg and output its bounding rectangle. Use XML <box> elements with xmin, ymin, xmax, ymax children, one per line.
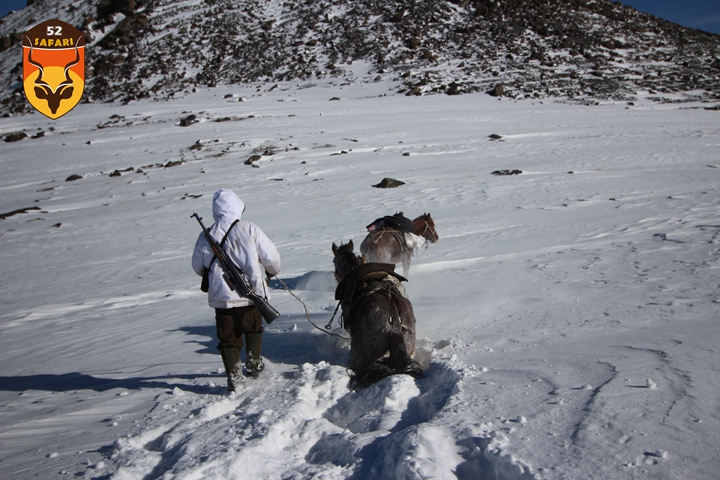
<box><xmin>348</xmin><ymin>302</ymin><xmax>389</xmax><ymax>372</ymax></box>
<box><xmin>402</xmin><ymin>251</ymin><xmax>411</xmax><ymax>277</ymax></box>
<box><xmin>387</xmin><ymin>295</ymin><xmax>422</xmax><ymax>377</ymax></box>
<box><xmin>387</xmin><ymin>329</ymin><xmax>410</xmax><ymax>371</ymax></box>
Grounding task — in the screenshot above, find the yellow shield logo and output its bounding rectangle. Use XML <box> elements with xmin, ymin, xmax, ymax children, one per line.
<box><xmin>23</xmin><ymin>19</ymin><xmax>86</xmax><ymax>120</ymax></box>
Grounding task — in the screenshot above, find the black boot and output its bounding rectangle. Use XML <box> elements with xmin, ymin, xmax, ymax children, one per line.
<box><xmin>245</xmin><ymin>333</ymin><xmax>265</xmax><ymax>379</ymax></box>
<box><xmin>219</xmin><ymin>347</ymin><xmax>244</xmax><ymax>392</ymax></box>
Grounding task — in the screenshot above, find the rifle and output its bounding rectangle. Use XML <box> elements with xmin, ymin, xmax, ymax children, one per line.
<box><xmin>192</xmin><ymin>213</ymin><xmax>280</xmax><ymax>324</ymax></box>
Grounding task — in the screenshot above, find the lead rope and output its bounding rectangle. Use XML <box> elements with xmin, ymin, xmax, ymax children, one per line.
<box><xmin>274</xmin><ymin>276</ymin><xmax>349</xmax><ymax>340</ymax></box>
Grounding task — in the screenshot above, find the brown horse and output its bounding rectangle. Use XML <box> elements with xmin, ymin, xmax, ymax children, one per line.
<box><xmin>359</xmin><ymin>213</ymin><xmax>439</xmax><ymax>277</ymax></box>
<box><xmin>332</xmin><ymin>240</ymin><xmax>422</xmax><ymax>388</ymax></box>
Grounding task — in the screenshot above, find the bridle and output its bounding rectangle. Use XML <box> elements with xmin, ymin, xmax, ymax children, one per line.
<box><xmin>416</xmin><ymin>217</ymin><xmax>437</xmax><ymax>243</ymax></box>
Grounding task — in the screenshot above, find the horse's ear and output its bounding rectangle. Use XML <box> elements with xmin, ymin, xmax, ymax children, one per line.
<box><xmin>348</xmin><ymin>239</ymin><xmax>354</xmax><ymax>250</ymax></box>
<box><xmin>332</xmin><ymin>243</ymin><xmax>338</xmax><ymax>255</ymax></box>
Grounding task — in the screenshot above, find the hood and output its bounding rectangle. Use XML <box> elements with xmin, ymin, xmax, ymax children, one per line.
<box><xmin>212</xmin><ymin>189</ymin><xmax>245</xmax><ymax>224</ymax></box>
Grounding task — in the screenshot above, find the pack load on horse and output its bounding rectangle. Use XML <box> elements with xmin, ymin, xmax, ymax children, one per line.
<box><xmin>365</xmin><ymin>212</ymin><xmax>415</xmax><ymax>233</ymax></box>
<box><xmin>332</xmin><ymin>241</ymin><xmax>423</xmax><ymax>389</ymax></box>
<box><xmin>360</xmin><ymin>212</ymin><xmax>439</xmax><ymax>276</ymax></box>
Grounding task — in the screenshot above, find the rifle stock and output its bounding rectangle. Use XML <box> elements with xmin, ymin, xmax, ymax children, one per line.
<box><xmin>193</xmin><ymin>213</ymin><xmax>280</xmax><ymax>324</ymax></box>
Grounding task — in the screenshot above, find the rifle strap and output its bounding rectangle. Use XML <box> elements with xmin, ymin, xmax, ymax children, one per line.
<box><xmin>208</xmin><ymin>219</ymin><xmax>239</xmax><ymax>269</ymax></box>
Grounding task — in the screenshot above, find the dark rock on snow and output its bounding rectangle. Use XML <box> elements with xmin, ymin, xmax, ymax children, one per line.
<box><xmin>374</xmin><ymin>178</ymin><xmax>406</xmax><ymax>188</ymax></box>
<box><xmin>4</xmin><ymin>131</ymin><xmax>27</xmax><ymax>142</ymax></box>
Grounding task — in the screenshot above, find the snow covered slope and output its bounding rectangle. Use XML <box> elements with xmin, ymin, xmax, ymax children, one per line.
<box><xmin>1</xmin><ymin>77</ymin><xmax>719</xmax><ymax>479</ymax></box>
<box><xmin>2</xmin><ymin>0</ymin><xmax>719</xmax><ymax>116</ymax></box>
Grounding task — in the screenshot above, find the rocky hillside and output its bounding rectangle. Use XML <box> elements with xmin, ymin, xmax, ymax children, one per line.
<box><xmin>1</xmin><ymin>0</ymin><xmax>719</xmax><ymax>115</ymax></box>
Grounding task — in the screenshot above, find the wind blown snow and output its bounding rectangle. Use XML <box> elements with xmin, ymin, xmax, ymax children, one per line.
<box><xmin>1</xmin><ymin>76</ymin><xmax>719</xmax><ymax>479</ymax></box>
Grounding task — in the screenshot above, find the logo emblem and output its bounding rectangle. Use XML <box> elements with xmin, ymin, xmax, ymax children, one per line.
<box><xmin>23</xmin><ymin>19</ymin><xmax>85</xmax><ymax>120</ymax></box>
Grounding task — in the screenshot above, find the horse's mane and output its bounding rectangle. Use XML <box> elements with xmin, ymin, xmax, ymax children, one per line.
<box><xmin>333</xmin><ymin>241</ymin><xmax>362</xmax><ymax>280</ymax></box>
<box><xmin>335</xmin><ymin>242</ymin><xmax>361</xmax><ymax>262</ymax></box>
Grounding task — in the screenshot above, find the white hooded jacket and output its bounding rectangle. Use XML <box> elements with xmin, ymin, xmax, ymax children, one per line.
<box><xmin>192</xmin><ymin>189</ymin><xmax>281</xmax><ymax>309</ymax></box>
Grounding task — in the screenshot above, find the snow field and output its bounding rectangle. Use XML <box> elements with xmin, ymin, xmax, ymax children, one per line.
<box><xmin>1</xmin><ymin>79</ymin><xmax>719</xmax><ymax>478</ymax></box>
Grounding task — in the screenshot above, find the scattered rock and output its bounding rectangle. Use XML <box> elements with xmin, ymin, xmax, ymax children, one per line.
<box><xmin>0</xmin><ymin>31</ymin><xmax>23</xmax><ymax>54</ymax></box>
<box><xmin>492</xmin><ymin>169</ymin><xmax>522</xmax><ymax>176</ymax></box>
<box><xmin>488</xmin><ymin>84</ymin><xmax>504</xmax><ymax>97</ymax></box>
<box><xmin>65</xmin><ymin>174</ymin><xmax>83</xmax><ymax>182</ymax></box>
<box><xmin>373</xmin><ymin>178</ymin><xmax>405</xmax><ymax>188</ymax></box>
<box><xmin>109</xmin><ymin>167</ymin><xmax>135</xmax><ymax>177</ymax></box>
<box><xmin>2</xmin><ymin>0</ymin><xmax>719</xmax><ymax>111</ymax></box>
<box><xmin>488</xmin><ymin>134</ymin><xmax>503</xmax><ymax>141</ymax></box>
<box><xmin>406</xmin><ymin>36</ymin><xmax>421</xmax><ymax>49</ymax></box>
<box><xmin>4</xmin><ymin>132</ymin><xmax>27</xmax><ymax>142</ymax></box>
<box><xmin>164</xmin><ymin>160</ymin><xmax>184</xmax><ymax>168</ymax></box>
<box><xmin>245</xmin><ymin>155</ymin><xmax>262</xmax><ymax>165</ymax></box>
<box><xmin>0</xmin><ymin>206</ymin><xmax>41</xmax><ymax>220</ymax></box>
<box><xmin>179</xmin><ymin>115</ymin><xmax>197</xmax><ymax>127</ymax></box>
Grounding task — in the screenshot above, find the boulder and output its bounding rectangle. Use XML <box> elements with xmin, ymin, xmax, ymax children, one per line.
<box><xmin>488</xmin><ymin>84</ymin><xmax>504</xmax><ymax>97</ymax></box>
<box><xmin>3</xmin><ymin>132</ymin><xmax>27</xmax><ymax>142</ymax></box>
<box><xmin>373</xmin><ymin>178</ymin><xmax>406</xmax><ymax>188</ymax></box>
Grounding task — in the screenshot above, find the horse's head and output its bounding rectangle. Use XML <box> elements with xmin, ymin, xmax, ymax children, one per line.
<box><xmin>413</xmin><ymin>213</ymin><xmax>439</xmax><ymax>243</ymax></box>
<box><xmin>332</xmin><ymin>240</ymin><xmax>362</xmax><ymax>282</ymax></box>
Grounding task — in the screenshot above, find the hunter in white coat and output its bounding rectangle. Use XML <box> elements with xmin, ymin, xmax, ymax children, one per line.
<box><xmin>192</xmin><ymin>189</ymin><xmax>281</xmax><ymax>392</ymax></box>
